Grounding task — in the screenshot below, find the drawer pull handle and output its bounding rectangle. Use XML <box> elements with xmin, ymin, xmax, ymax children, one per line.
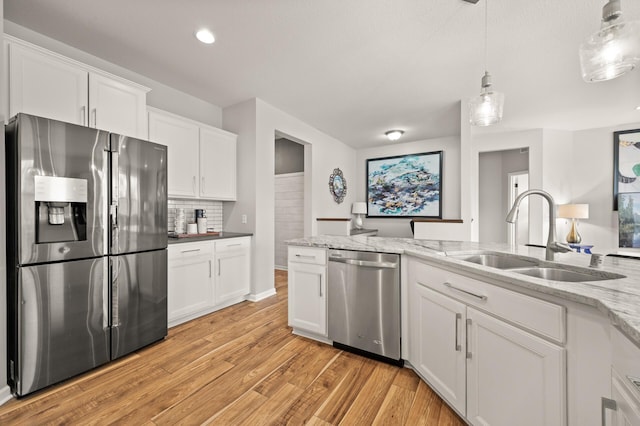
<box><xmin>226</xmin><ymin>243</ymin><xmax>242</xmax><ymax>247</ymax></box>
<box><xmin>601</xmin><ymin>397</ymin><xmax>617</xmax><ymax>426</ymax></box>
<box><xmin>181</xmin><ymin>249</ymin><xmax>201</xmax><ymax>253</ymax></box>
<box><xmin>455</xmin><ymin>313</ymin><xmax>462</xmax><ymax>352</ymax></box>
<box><xmin>295</xmin><ymin>254</ymin><xmax>315</xmax><ymax>259</ymax></box>
<box><xmin>444</xmin><ymin>282</ymin><xmax>488</xmax><ymax>301</ymax></box>
<box><xmin>209</xmin><ymin>260</ymin><xmax>212</xmax><ymax>277</ymax></box>
<box><xmin>466</xmin><ymin>319</ymin><xmax>472</xmax><ymax>359</ymax></box>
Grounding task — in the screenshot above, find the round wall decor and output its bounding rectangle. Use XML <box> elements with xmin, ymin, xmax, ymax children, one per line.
<box><xmin>329</xmin><ymin>168</ymin><xmax>347</xmax><ymax>204</ymax></box>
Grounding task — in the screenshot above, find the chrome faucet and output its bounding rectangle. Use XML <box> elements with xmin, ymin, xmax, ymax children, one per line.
<box><xmin>506</xmin><ymin>189</ymin><xmax>572</xmax><ymax>261</ymax></box>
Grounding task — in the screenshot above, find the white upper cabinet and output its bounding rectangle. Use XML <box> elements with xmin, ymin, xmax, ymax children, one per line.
<box><xmin>6</xmin><ymin>36</ymin><xmax>149</xmax><ymax>138</ymax></box>
<box><xmin>8</xmin><ymin>41</ymin><xmax>88</xmax><ymax>126</ymax></box>
<box><xmin>89</xmin><ymin>73</ymin><xmax>148</xmax><ymax>139</ymax></box>
<box><xmin>199</xmin><ymin>125</ymin><xmax>237</xmax><ymax>200</ymax></box>
<box><xmin>148</xmin><ymin>107</ymin><xmax>237</xmax><ymax>201</ymax></box>
<box><xmin>148</xmin><ymin>108</ymin><xmax>200</xmax><ymax>198</ymax></box>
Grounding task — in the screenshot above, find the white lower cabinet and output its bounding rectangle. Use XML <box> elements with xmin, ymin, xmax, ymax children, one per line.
<box><xmin>412</xmin><ymin>284</ymin><xmax>467</xmax><ymax>414</ymax></box>
<box><xmin>408</xmin><ymin>257</ymin><xmax>566</xmax><ymax>426</ymax></box>
<box><xmin>288</xmin><ymin>246</ymin><xmax>327</xmax><ymax>337</ymax></box>
<box><xmin>168</xmin><ymin>237</ymin><xmax>251</xmax><ymax>327</ymax></box>
<box><xmin>466</xmin><ymin>308</ymin><xmax>565</xmax><ymax>426</ymax></box>
<box><xmin>168</xmin><ymin>241</ymin><xmax>215</xmax><ymax>324</ymax></box>
<box><xmin>607</xmin><ymin>327</ymin><xmax>640</xmax><ymax>426</ymax></box>
<box><xmin>214</xmin><ymin>237</ymin><xmax>251</xmax><ymax>305</ymax></box>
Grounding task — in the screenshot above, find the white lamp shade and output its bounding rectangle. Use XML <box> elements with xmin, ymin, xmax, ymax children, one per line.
<box><xmin>557</xmin><ymin>204</ymin><xmax>589</xmax><ymax>219</ymax></box>
<box><xmin>352</xmin><ymin>202</ymin><xmax>367</xmax><ymax>215</ymax></box>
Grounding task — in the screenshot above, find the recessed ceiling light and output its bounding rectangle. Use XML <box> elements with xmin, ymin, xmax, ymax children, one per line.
<box><xmin>195</xmin><ymin>28</ymin><xmax>215</xmax><ymax>44</ymax></box>
<box><xmin>385</xmin><ymin>130</ymin><xmax>404</xmax><ymax>141</ymax></box>
<box><xmin>636</xmin><ymin>106</ymin><xmax>640</xmax><ymax>111</ymax></box>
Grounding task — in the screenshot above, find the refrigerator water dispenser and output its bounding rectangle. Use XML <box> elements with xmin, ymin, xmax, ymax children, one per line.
<box><xmin>34</xmin><ymin>175</ymin><xmax>88</xmax><ymax>243</ymax></box>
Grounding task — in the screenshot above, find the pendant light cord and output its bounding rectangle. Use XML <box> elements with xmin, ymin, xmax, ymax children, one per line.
<box><xmin>484</xmin><ymin>0</ymin><xmax>488</xmax><ymax>74</ymax></box>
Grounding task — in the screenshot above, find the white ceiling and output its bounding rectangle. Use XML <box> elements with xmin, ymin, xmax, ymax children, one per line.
<box><xmin>4</xmin><ymin>0</ymin><xmax>640</xmax><ymax>148</ymax></box>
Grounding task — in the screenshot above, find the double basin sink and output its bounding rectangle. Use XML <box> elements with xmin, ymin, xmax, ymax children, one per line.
<box><xmin>448</xmin><ymin>252</ymin><xmax>626</xmax><ymax>282</ymax></box>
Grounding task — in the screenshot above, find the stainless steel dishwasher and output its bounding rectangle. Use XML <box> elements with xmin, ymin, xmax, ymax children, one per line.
<box><xmin>327</xmin><ymin>249</ymin><xmax>402</xmax><ymax>364</ymax></box>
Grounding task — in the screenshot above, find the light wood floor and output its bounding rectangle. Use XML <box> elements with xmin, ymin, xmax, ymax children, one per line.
<box><xmin>0</xmin><ymin>270</ymin><xmax>464</xmax><ymax>425</ymax></box>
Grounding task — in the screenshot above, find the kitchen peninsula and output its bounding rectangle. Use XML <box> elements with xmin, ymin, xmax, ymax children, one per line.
<box><xmin>287</xmin><ymin>235</ymin><xmax>640</xmax><ymax>425</ymax></box>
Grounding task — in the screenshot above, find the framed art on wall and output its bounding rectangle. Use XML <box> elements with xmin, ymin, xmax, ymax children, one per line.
<box><xmin>366</xmin><ymin>151</ymin><xmax>442</xmax><ymax>218</ymax></box>
<box><xmin>618</xmin><ymin>192</ymin><xmax>640</xmax><ymax>247</ymax></box>
<box><xmin>613</xmin><ymin>128</ymin><xmax>640</xmax><ymax>210</ymax></box>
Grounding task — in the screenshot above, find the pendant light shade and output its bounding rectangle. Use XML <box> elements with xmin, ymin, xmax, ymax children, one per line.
<box><xmin>469</xmin><ymin>72</ymin><xmax>505</xmax><ymax>126</ymax></box>
<box><xmin>469</xmin><ymin>0</ymin><xmax>504</xmax><ymax>127</ymax></box>
<box><xmin>579</xmin><ymin>0</ymin><xmax>640</xmax><ymax>82</ymax></box>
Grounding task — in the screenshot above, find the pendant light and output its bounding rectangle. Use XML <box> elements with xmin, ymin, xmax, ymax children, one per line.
<box><xmin>579</xmin><ymin>0</ymin><xmax>640</xmax><ymax>82</ymax></box>
<box><xmin>469</xmin><ymin>0</ymin><xmax>504</xmax><ymax>127</ymax></box>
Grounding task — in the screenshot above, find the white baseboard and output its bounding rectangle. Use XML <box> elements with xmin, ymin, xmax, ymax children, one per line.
<box><xmin>0</xmin><ymin>385</ymin><xmax>13</xmax><ymax>406</ymax></box>
<box><xmin>246</xmin><ymin>288</ymin><xmax>277</xmax><ymax>302</ymax></box>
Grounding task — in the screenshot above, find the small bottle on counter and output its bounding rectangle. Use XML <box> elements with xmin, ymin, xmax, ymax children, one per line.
<box><xmin>197</xmin><ymin>210</ymin><xmax>207</xmax><ymax>234</ymax></box>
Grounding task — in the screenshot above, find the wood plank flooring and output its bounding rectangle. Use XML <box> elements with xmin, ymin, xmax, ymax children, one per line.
<box><xmin>0</xmin><ymin>270</ymin><xmax>465</xmax><ymax>425</ymax></box>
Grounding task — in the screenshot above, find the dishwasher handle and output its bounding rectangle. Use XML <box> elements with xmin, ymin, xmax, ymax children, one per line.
<box><xmin>329</xmin><ymin>257</ymin><xmax>397</xmax><ymax>269</ymax></box>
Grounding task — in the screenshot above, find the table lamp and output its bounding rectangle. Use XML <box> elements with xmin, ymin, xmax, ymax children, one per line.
<box><xmin>557</xmin><ymin>204</ymin><xmax>589</xmax><ymax>244</ymax></box>
<box><xmin>352</xmin><ymin>202</ymin><xmax>367</xmax><ymax>229</ymax></box>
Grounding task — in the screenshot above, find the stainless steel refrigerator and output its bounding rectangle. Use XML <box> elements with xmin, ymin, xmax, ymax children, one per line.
<box><xmin>5</xmin><ymin>113</ymin><xmax>168</xmax><ymax>397</ymax></box>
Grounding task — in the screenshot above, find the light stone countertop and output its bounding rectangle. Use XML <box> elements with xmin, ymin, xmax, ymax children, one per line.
<box><xmin>286</xmin><ymin>235</ymin><xmax>640</xmax><ymax>348</ymax></box>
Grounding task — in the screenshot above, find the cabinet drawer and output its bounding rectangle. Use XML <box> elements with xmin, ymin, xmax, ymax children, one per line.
<box><xmin>168</xmin><ymin>241</ymin><xmax>214</xmax><ymax>261</ymax></box>
<box><xmin>409</xmin><ymin>258</ymin><xmax>565</xmax><ymax>344</ymax></box>
<box><xmin>288</xmin><ymin>246</ymin><xmax>327</xmax><ymax>265</ymax></box>
<box><xmin>215</xmin><ymin>237</ymin><xmax>250</xmax><ymax>251</ymax></box>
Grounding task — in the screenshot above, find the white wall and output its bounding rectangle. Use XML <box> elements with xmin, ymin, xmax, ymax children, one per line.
<box><xmin>570</xmin><ymin>122</ymin><xmax>640</xmax><ymax>253</ymax></box>
<box><xmin>355</xmin><ymin>136</ymin><xmax>461</xmax><ymax>238</ymax></box>
<box><xmin>4</xmin><ymin>21</ymin><xmax>222</xmax><ymax>127</ymax></box>
<box><xmin>223</xmin><ymin>98</ymin><xmax>356</xmax><ymax>296</ymax></box>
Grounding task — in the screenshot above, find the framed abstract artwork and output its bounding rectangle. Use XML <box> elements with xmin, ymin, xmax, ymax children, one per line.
<box><xmin>366</xmin><ymin>151</ymin><xmax>442</xmax><ymax>218</ymax></box>
<box><xmin>618</xmin><ymin>192</ymin><xmax>640</xmax><ymax>247</ymax></box>
<box><xmin>613</xmin><ymin>128</ymin><xmax>640</xmax><ymax>210</ymax></box>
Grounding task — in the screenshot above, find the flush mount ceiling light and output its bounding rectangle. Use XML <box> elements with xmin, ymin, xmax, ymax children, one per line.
<box><xmin>580</xmin><ymin>0</ymin><xmax>640</xmax><ymax>82</ymax></box>
<box><xmin>468</xmin><ymin>0</ymin><xmax>504</xmax><ymax>127</ymax></box>
<box><xmin>385</xmin><ymin>130</ymin><xmax>404</xmax><ymax>141</ymax></box>
<box><xmin>195</xmin><ymin>28</ymin><xmax>215</xmax><ymax>44</ymax></box>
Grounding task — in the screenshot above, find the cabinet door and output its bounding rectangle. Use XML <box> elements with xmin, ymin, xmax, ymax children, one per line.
<box><xmin>215</xmin><ymin>241</ymin><xmax>250</xmax><ymax>305</ymax></box>
<box><xmin>466</xmin><ymin>308</ymin><xmax>565</xmax><ymax>426</ymax></box>
<box><xmin>89</xmin><ymin>73</ymin><xmax>147</xmax><ymax>138</ymax></box>
<box><xmin>199</xmin><ymin>126</ymin><xmax>237</xmax><ymax>200</ymax></box>
<box><xmin>148</xmin><ymin>110</ymin><xmax>200</xmax><ymax>197</ymax></box>
<box><xmin>288</xmin><ymin>262</ymin><xmax>327</xmax><ymax>336</ymax></box>
<box><xmin>411</xmin><ymin>284</ymin><xmax>467</xmax><ymax>415</ymax></box>
<box><xmin>167</xmin><ymin>243</ymin><xmax>214</xmax><ymax>325</ymax></box>
<box><xmin>9</xmin><ymin>42</ymin><xmax>88</xmax><ymax>125</ymax></box>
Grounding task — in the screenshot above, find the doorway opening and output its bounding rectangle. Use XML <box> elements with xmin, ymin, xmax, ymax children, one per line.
<box><xmin>274</xmin><ymin>134</ymin><xmax>307</xmax><ymax>270</ymax></box>
<box><xmin>479</xmin><ymin>148</ymin><xmax>529</xmax><ymax>243</ymax></box>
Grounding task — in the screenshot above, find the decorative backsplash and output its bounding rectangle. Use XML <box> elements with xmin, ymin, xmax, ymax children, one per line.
<box><xmin>168</xmin><ymin>199</ymin><xmax>224</xmax><ymax>233</ymax></box>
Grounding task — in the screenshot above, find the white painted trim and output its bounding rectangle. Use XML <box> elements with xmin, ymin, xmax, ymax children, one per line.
<box><xmin>275</xmin><ymin>171</ymin><xmax>304</xmax><ymax>178</ymax></box>
<box><xmin>246</xmin><ymin>288</ymin><xmax>277</xmax><ymax>302</ymax></box>
<box><xmin>0</xmin><ymin>386</ymin><xmax>13</xmax><ymax>406</ymax></box>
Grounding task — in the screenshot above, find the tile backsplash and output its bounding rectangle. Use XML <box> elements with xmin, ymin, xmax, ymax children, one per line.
<box><xmin>168</xmin><ymin>199</ymin><xmax>224</xmax><ymax>233</ymax></box>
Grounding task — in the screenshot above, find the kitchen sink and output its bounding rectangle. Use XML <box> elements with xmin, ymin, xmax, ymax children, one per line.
<box><xmin>449</xmin><ymin>252</ymin><xmax>540</xmax><ymax>269</ymax></box>
<box><xmin>448</xmin><ymin>251</ymin><xmax>626</xmax><ymax>282</ymax></box>
<box><xmin>513</xmin><ymin>267</ymin><xmax>625</xmax><ymax>282</ymax></box>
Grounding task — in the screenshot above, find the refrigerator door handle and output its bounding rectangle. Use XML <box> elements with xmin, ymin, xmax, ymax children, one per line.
<box><xmin>111</xmin><ymin>258</ymin><xmax>120</xmax><ymax>327</ymax></box>
<box><xmin>103</xmin><ymin>259</ymin><xmax>109</xmax><ymax>329</ymax></box>
<box><xmin>111</xmin><ymin>149</ymin><xmax>119</xmax><ymax>250</ymax></box>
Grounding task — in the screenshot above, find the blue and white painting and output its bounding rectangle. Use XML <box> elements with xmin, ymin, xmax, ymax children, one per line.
<box><xmin>366</xmin><ymin>151</ymin><xmax>442</xmax><ymax>218</ymax></box>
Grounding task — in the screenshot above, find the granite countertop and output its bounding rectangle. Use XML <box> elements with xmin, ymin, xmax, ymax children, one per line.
<box><xmin>168</xmin><ymin>231</ymin><xmax>253</xmax><ymax>244</ymax></box>
<box><xmin>286</xmin><ymin>235</ymin><xmax>640</xmax><ymax>347</ymax></box>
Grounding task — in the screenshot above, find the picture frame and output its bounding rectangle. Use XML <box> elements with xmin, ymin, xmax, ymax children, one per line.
<box><xmin>618</xmin><ymin>192</ymin><xmax>640</xmax><ymax>247</ymax></box>
<box><xmin>366</xmin><ymin>151</ymin><xmax>442</xmax><ymax>218</ymax></box>
<box><xmin>328</xmin><ymin>168</ymin><xmax>347</xmax><ymax>204</ymax></box>
<box><xmin>613</xmin><ymin>128</ymin><xmax>640</xmax><ymax>210</ymax></box>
